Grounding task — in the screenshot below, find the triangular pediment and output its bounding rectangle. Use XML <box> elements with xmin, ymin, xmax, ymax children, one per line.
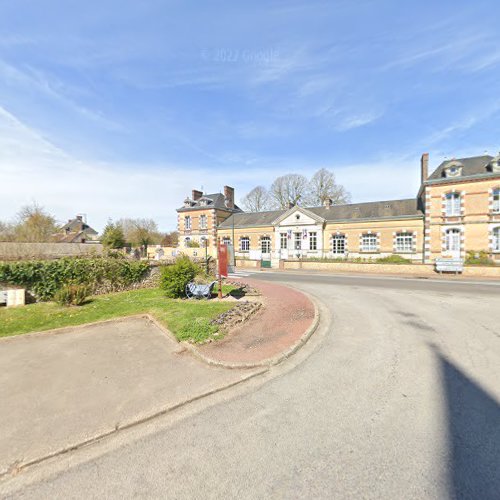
<box><xmin>272</xmin><ymin>206</ymin><xmax>325</xmax><ymax>226</ymax></box>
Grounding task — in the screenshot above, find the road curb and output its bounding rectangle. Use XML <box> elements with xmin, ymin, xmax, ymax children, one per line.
<box><xmin>0</xmin><ymin>366</ymin><xmax>268</xmax><ymax>481</ymax></box>
<box><xmin>181</xmin><ymin>289</ymin><xmax>321</xmax><ymax>369</ymax></box>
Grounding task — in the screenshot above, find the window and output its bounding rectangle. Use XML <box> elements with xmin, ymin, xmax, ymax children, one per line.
<box><xmin>200</xmin><ymin>236</ymin><xmax>208</xmax><ymax>247</ymax></box>
<box><xmin>222</xmin><ymin>237</ymin><xmax>231</xmax><ymax>246</ymax></box>
<box><xmin>240</xmin><ymin>237</ymin><xmax>250</xmax><ymax>252</ymax></box>
<box><xmin>280</xmin><ymin>233</ymin><xmax>287</xmax><ymax>250</ymax></box>
<box><xmin>331</xmin><ymin>235</ymin><xmax>346</xmax><ymax>255</ymax></box>
<box><xmin>445</xmin><ymin>228</ymin><xmax>461</xmax><ymax>252</ymax></box>
<box><xmin>261</xmin><ymin>236</ymin><xmax>271</xmax><ymax>254</ymax></box>
<box><xmin>199</xmin><ymin>214</ymin><xmax>207</xmax><ymax>229</ymax></box>
<box><xmin>184</xmin><ymin>237</ymin><xmax>191</xmax><ymax>247</ymax></box>
<box><xmin>361</xmin><ymin>233</ymin><xmax>378</xmax><ymax>252</ymax></box>
<box><xmin>445</xmin><ymin>192</ymin><xmax>461</xmax><ymax>216</ymax></box>
<box><xmin>493</xmin><ymin>227</ymin><xmax>500</xmax><ymax>252</ymax></box>
<box><xmin>294</xmin><ymin>232</ymin><xmax>301</xmax><ymax>250</ymax></box>
<box><xmin>309</xmin><ymin>232</ymin><xmax>317</xmax><ymax>250</ymax></box>
<box><xmin>184</xmin><ymin>216</ymin><xmax>191</xmax><ymax>230</ymax></box>
<box><xmin>395</xmin><ymin>232</ymin><xmax>413</xmax><ymax>253</ymax></box>
<box><xmin>493</xmin><ymin>189</ymin><xmax>500</xmax><ymax>213</ymax></box>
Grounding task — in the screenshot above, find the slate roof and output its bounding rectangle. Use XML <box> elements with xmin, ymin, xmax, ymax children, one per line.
<box><xmin>219</xmin><ymin>198</ymin><xmax>423</xmax><ymax>228</ymax></box>
<box><xmin>177</xmin><ymin>193</ymin><xmax>242</xmax><ymax>212</ymax></box>
<box><xmin>219</xmin><ymin>210</ymin><xmax>283</xmax><ymax>228</ymax></box>
<box><xmin>427</xmin><ymin>155</ymin><xmax>496</xmax><ymax>181</ymax></box>
<box><xmin>60</xmin><ymin>218</ymin><xmax>98</xmax><ymax>236</ymax></box>
<box><xmin>308</xmin><ymin>198</ymin><xmax>422</xmax><ymax>221</ymax></box>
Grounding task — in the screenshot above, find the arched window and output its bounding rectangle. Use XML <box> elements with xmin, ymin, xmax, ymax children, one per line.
<box><xmin>445</xmin><ymin>193</ymin><xmax>461</xmax><ymax>216</ymax></box>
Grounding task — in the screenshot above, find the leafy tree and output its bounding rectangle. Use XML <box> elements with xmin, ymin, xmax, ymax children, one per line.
<box><xmin>270</xmin><ymin>174</ymin><xmax>309</xmax><ymax>209</ymax></box>
<box><xmin>101</xmin><ymin>220</ymin><xmax>126</xmax><ymax>249</ymax></box>
<box><xmin>14</xmin><ymin>202</ymin><xmax>58</xmax><ymax>242</ymax></box>
<box><xmin>241</xmin><ymin>186</ymin><xmax>271</xmax><ymax>212</ymax></box>
<box><xmin>161</xmin><ymin>231</ymin><xmax>179</xmax><ymax>247</ymax></box>
<box><xmin>307</xmin><ymin>168</ymin><xmax>351</xmax><ymax>206</ymax></box>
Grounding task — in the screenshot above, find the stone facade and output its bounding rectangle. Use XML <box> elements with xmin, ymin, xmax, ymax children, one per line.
<box><xmin>178</xmin><ymin>153</ymin><xmax>500</xmax><ymax>266</ymax></box>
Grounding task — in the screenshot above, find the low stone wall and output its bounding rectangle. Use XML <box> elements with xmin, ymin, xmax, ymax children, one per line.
<box><xmin>282</xmin><ymin>260</ymin><xmax>500</xmax><ymax>278</ymax></box>
<box><xmin>235</xmin><ymin>258</ymin><xmax>261</xmax><ymax>269</ymax></box>
<box><xmin>283</xmin><ymin>260</ymin><xmax>435</xmax><ymax>275</ymax></box>
<box><xmin>462</xmin><ymin>266</ymin><xmax>500</xmax><ymax>278</ymax></box>
<box><xmin>0</xmin><ymin>242</ymin><xmax>103</xmax><ymax>261</ymax></box>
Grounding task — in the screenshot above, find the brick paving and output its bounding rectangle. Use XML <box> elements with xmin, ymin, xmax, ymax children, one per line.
<box><xmin>197</xmin><ymin>278</ymin><xmax>315</xmax><ymax>364</ymax></box>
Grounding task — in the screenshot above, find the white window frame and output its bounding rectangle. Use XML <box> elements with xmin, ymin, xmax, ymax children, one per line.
<box><xmin>445</xmin><ymin>192</ymin><xmax>461</xmax><ymax>217</ymax></box>
<box><xmin>261</xmin><ymin>236</ymin><xmax>271</xmax><ymax>254</ymax></box>
<box><xmin>184</xmin><ymin>216</ymin><xmax>191</xmax><ymax>230</ymax></box>
<box><xmin>199</xmin><ymin>214</ymin><xmax>207</xmax><ymax>229</ymax></box>
<box><xmin>280</xmin><ymin>233</ymin><xmax>287</xmax><ymax>250</ymax></box>
<box><xmin>445</xmin><ymin>228</ymin><xmax>461</xmax><ymax>252</ymax></box>
<box><xmin>493</xmin><ymin>189</ymin><xmax>500</xmax><ymax>214</ymax></box>
<box><xmin>240</xmin><ymin>237</ymin><xmax>250</xmax><ymax>252</ymax></box>
<box><xmin>493</xmin><ymin>227</ymin><xmax>500</xmax><ymax>252</ymax></box>
<box><xmin>395</xmin><ymin>232</ymin><xmax>413</xmax><ymax>253</ymax></box>
<box><xmin>331</xmin><ymin>235</ymin><xmax>346</xmax><ymax>255</ymax></box>
<box><xmin>309</xmin><ymin>232</ymin><xmax>317</xmax><ymax>251</ymax></box>
<box><xmin>222</xmin><ymin>236</ymin><xmax>231</xmax><ymax>246</ymax></box>
<box><xmin>294</xmin><ymin>232</ymin><xmax>301</xmax><ymax>250</ymax></box>
<box><xmin>361</xmin><ymin>233</ymin><xmax>378</xmax><ymax>252</ymax></box>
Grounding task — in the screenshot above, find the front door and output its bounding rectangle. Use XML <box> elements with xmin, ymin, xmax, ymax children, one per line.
<box><xmin>445</xmin><ymin>228</ymin><xmax>461</xmax><ymax>259</ymax></box>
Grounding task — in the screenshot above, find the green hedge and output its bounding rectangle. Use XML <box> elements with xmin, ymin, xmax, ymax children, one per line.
<box><xmin>0</xmin><ymin>258</ymin><xmax>150</xmax><ymax>301</ymax></box>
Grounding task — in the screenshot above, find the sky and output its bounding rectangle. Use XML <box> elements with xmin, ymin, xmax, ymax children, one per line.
<box><xmin>1</xmin><ymin>0</ymin><xmax>500</xmax><ymax>232</ymax></box>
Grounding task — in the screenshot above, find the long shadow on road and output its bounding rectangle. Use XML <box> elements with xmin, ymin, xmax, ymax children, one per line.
<box><xmin>434</xmin><ymin>348</ymin><xmax>500</xmax><ymax>499</ymax></box>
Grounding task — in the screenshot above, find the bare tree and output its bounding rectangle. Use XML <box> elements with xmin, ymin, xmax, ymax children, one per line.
<box><xmin>241</xmin><ymin>186</ymin><xmax>271</xmax><ymax>212</ymax></box>
<box><xmin>117</xmin><ymin>218</ymin><xmax>161</xmax><ymax>254</ymax></box>
<box><xmin>270</xmin><ymin>174</ymin><xmax>309</xmax><ymax>209</ymax></box>
<box><xmin>307</xmin><ymin>168</ymin><xmax>351</xmax><ymax>206</ymax></box>
<box><xmin>14</xmin><ymin>202</ymin><xmax>58</xmax><ymax>242</ymax></box>
<box><xmin>0</xmin><ymin>220</ymin><xmax>15</xmax><ymax>242</ymax></box>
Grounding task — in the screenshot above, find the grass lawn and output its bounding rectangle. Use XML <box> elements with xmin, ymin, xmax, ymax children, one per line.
<box><xmin>0</xmin><ymin>288</ymin><xmax>234</xmax><ymax>343</ymax></box>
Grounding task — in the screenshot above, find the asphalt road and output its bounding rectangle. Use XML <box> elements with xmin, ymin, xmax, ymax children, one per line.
<box><xmin>2</xmin><ymin>272</ymin><xmax>500</xmax><ymax>499</ymax></box>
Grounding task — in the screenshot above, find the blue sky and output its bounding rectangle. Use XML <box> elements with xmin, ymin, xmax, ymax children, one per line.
<box><xmin>1</xmin><ymin>0</ymin><xmax>500</xmax><ymax>231</ymax></box>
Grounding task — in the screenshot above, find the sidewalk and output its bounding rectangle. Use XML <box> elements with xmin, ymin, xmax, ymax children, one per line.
<box><xmin>192</xmin><ymin>278</ymin><xmax>317</xmax><ymax>367</ymax></box>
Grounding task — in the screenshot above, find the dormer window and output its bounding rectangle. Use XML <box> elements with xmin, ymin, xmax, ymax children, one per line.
<box><xmin>184</xmin><ymin>198</ymin><xmax>192</xmax><ymax>208</ymax></box>
<box><xmin>444</xmin><ymin>161</ymin><xmax>463</xmax><ymax>178</ymax></box>
<box><xmin>489</xmin><ymin>155</ymin><xmax>500</xmax><ymax>173</ymax></box>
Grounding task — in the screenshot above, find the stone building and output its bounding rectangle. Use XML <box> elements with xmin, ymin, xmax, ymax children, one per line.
<box><xmin>178</xmin><ymin>153</ymin><xmax>500</xmax><ymax>266</ymax></box>
<box><xmin>57</xmin><ymin>215</ymin><xmax>99</xmax><ymax>243</ymax></box>
<box><xmin>176</xmin><ymin>186</ymin><xmax>242</xmax><ymax>248</ymax></box>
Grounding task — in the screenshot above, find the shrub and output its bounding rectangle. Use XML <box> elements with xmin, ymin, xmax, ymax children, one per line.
<box><xmin>376</xmin><ymin>255</ymin><xmax>412</xmax><ymax>264</ymax></box>
<box><xmin>0</xmin><ymin>257</ymin><xmax>150</xmax><ymax>301</ymax></box>
<box><xmin>160</xmin><ymin>255</ymin><xmax>201</xmax><ymax>298</ymax></box>
<box><xmin>465</xmin><ymin>251</ymin><xmax>495</xmax><ymax>266</ymax></box>
<box><xmin>54</xmin><ymin>284</ymin><xmax>90</xmax><ymax>306</ymax></box>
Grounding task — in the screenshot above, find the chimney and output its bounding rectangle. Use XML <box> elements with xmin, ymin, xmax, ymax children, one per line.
<box><xmin>323</xmin><ymin>198</ymin><xmax>333</xmax><ymax>209</ymax></box>
<box><xmin>76</xmin><ymin>215</ymin><xmax>83</xmax><ymax>221</ymax></box>
<box><xmin>192</xmin><ymin>189</ymin><xmax>202</xmax><ymax>201</ymax></box>
<box><xmin>421</xmin><ymin>153</ymin><xmax>429</xmax><ymax>183</ymax></box>
<box><xmin>224</xmin><ymin>185</ymin><xmax>234</xmax><ymax>209</ymax></box>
